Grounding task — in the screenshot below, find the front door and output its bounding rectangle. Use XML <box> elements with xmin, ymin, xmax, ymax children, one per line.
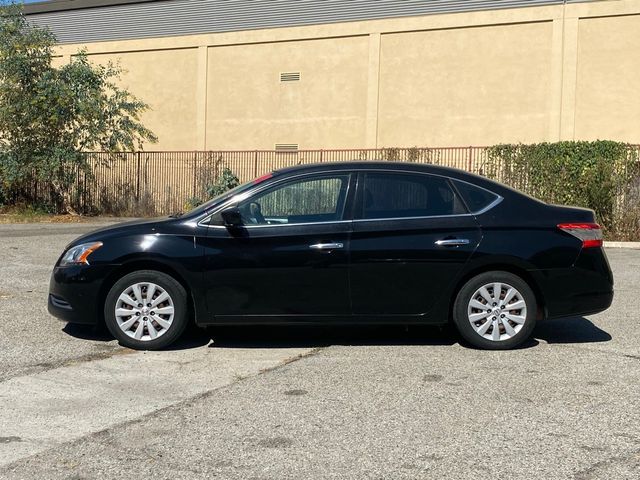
<box><xmin>202</xmin><ymin>172</ymin><xmax>355</xmax><ymax>321</ymax></box>
<box><xmin>349</xmin><ymin>170</ymin><xmax>481</xmax><ymax>319</ymax></box>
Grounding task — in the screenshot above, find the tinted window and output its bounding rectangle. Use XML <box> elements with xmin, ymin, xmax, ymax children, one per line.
<box><xmin>361</xmin><ymin>173</ymin><xmax>467</xmax><ymax>219</ymax></box>
<box><xmin>238</xmin><ymin>174</ymin><xmax>350</xmax><ymax>225</ymax></box>
<box><xmin>453</xmin><ymin>180</ymin><xmax>499</xmax><ymax>213</ymax></box>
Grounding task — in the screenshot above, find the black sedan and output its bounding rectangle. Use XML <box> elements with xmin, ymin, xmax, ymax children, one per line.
<box><xmin>48</xmin><ymin>162</ymin><xmax>614</xmax><ymax>350</ymax></box>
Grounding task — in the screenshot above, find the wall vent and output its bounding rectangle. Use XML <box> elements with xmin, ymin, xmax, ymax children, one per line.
<box><xmin>275</xmin><ymin>143</ymin><xmax>299</xmax><ymax>153</ymax></box>
<box><xmin>280</xmin><ymin>72</ymin><xmax>301</xmax><ymax>82</ymax></box>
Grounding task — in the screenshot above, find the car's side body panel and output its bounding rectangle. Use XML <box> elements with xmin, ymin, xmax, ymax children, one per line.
<box><xmin>349</xmin><ymin>215</ymin><xmax>481</xmax><ymax>317</ymax></box>
<box><xmin>201</xmin><ymin>221</ymin><xmax>352</xmax><ymax>318</ymax></box>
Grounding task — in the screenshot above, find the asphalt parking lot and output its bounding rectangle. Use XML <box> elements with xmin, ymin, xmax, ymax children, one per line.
<box><xmin>0</xmin><ymin>222</ymin><xmax>639</xmax><ymax>479</ymax></box>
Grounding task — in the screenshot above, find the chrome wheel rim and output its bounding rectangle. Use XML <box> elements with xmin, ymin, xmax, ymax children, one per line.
<box><xmin>115</xmin><ymin>282</ymin><xmax>174</xmax><ymax>341</ymax></box>
<box><xmin>467</xmin><ymin>282</ymin><xmax>527</xmax><ymax>342</ymax></box>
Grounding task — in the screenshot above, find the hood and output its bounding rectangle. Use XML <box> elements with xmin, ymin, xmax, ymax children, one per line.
<box><xmin>65</xmin><ymin>216</ymin><xmax>171</xmax><ymax>249</ymax></box>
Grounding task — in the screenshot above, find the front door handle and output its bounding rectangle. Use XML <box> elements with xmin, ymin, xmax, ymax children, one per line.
<box><xmin>309</xmin><ymin>242</ymin><xmax>344</xmax><ymax>250</ymax></box>
<box><xmin>435</xmin><ymin>238</ymin><xmax>470</xmax><ymax>247</ymax></box>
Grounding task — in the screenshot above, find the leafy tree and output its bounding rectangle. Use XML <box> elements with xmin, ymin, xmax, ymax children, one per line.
<box><xmin>184</xmin><ymin>162</ymin><xmax>240</xmax><ymax>211</ymax></box>
<box><xmin>0</xmin><ymin>3</ymin><xmax>156</xmax><ymax>213</ymax></box>
<box><xmin>205</xmin><ymin>167</ymin><xmax>240</xmax><ymax>198</ymax></box>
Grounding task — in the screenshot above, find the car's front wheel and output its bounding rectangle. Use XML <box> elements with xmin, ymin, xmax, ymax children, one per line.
<box><xmin>104</xmin><ymin>270</ymin><xmax>188</xmax><ymax>350</ymax></box>
<box><xmin>453</xmin><ymin>271</ymin><xmax>537</xmax><ymax>350</ymax></box>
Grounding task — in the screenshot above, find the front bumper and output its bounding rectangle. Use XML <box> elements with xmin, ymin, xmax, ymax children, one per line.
<box><xmin>48</xmin><ymin>264</ymin><xmax>116</xmax><ymax>325</ymax></box>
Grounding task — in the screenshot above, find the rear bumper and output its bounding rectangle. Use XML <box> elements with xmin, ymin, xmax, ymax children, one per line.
<box><xmin>544</xmin><ymin>289</ymin><xmax>614</xmax><ymax>319</ymax></box>
<box><xmin>48</xmin><ymin>264</ymin><xmax>116</xmax><ymax>325</ymax></box>
<box><xmin>533</xmin><ymin>247</ymin><xmax>614</xmax><ymax>319</ymax></box>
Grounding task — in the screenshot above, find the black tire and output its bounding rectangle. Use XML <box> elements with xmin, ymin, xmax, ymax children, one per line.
<box><xmin>453</xmin><ymin>271</ymin><xmax>537</xmax><ymax>350</ymax></box>
<box><xmin>104</xmin><ymin>270</ymin><xmax>189</xmax><ymax>350</ymax></box>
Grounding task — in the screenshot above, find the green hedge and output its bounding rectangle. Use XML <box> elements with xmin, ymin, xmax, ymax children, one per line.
<box><xmin>483</xmin><ymin>141</ymin><xmax>640</xmax><ymax>240</ymax></box>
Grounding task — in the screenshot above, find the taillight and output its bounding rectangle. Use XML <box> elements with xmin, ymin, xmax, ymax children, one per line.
<box><xmin>557</xmin><ymin>223</ymin><xmax>603</xmax><ymax>248</ymax></box>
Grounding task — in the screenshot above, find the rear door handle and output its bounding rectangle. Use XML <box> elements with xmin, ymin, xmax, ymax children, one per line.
<box><xmin>435</xmin><ymin>238</ymin><xmax>470</xmax><ymax>247</ymax></box>
<box><xmin>309</xmin><ymin>243</ymin><xmax>344</xmax><ymax>250</ymax></box>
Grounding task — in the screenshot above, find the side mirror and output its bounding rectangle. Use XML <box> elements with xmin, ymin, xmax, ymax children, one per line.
<box><xmin>220</xmin><ymin>206</ymin><xmax>243</xmax><ymax>227</ymax></box>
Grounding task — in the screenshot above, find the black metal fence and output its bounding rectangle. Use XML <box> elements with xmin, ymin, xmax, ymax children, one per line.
<box><xmin>9</xmin><ymin>146</ymin><xmax>640</xmax><ymax>222</ymax></box>
<box><xmin>16</xmin><ymin>147</ymin><xmax>489</xmax><ymax>216</ymax></box>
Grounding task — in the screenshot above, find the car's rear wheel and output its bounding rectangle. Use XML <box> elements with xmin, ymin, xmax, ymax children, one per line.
<box><xmin>453</xmin><ymin>271</ymin><xmax>537</xmax><ymax>350</ymax></box>
<box><xmin>104</xmin><ymin>270</ymin><xmax>188</xmax><ymax>350</ymax></box>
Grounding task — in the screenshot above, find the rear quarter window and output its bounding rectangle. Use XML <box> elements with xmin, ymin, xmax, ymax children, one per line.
<box><xmin>453</xmin><ymin>180</ymin><xmax>500</xmax><ymax>214</ymax></box>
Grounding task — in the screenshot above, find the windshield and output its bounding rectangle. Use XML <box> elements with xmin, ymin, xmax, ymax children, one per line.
<box><xmin>185</xmin><ymin>174</ymin><xmax>272</xmax><ymax>217</ymax></box>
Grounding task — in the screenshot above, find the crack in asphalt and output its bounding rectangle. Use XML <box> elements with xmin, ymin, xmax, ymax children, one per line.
<box><xmin>573</xmin><ymin>447</ymin><xmax>640</xmax><ymax>479</ymax></box>
<box><xmin>0</xmin><ymin>346</ymin><xmax>324</xmax><ymax>471</ymax></box>
<box><xmin>0</xmin><ymin>347</ymin><xmax>130</xmax><ymax>384</ymax></box>
<box><xmin>547</xmin><ymin>342</ymin><xmax>640</xmax><ymax>363</ymax></box>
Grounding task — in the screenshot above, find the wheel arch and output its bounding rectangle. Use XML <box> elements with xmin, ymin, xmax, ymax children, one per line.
<box><xmin>97</xmin><ymin>260</ymin><xmax>198</xmax><ymax>327</ymax></box>
<box><xmin>447</xmin><ymin>262</ymin><xmax>547</xmax><ymax>322</ymax></box>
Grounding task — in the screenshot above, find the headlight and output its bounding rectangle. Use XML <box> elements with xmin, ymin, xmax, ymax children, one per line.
<box><xmin>60</xmin><ymin>242</ymin><xmax>103</xmax><ymax>266</ymax></box>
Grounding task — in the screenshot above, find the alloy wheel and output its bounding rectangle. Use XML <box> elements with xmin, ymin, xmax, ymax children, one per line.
<box><xmin>114</xmin><ymin>282</ymin><xmax>175</xmax><ymax>341</ymax></box>
<box><xmin>467</xmin><ymin>282</ymin><xmax>527</xmax><ymax>342</ymax></box>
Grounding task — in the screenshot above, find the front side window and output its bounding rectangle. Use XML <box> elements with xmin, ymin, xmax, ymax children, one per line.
<box><xmin>361</xmin><ymin>172</ymin><xmax>467</xmax><ymax>219</ymax></box>
<box><xmin>237</xmin><ymin>174</ymin><xmax>350</xmax><ymax>225</ymax></box>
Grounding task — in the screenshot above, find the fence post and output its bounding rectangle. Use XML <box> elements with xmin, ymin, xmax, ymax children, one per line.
<box><xmin>135</xmin><ymin>151</ymin><xmax>141</xmax><ymax>203</ymax></box>
<box><xmin>319</xmin><ymin>149</ymin><xmax>324</xmax><ymax>163</ymax></box>
<box><xmin>193</xmin><ymin>152</ymin><xmax>198</xmax><ymax>198</ymax></box>
<box><xmin>82</xmin><ymin>163</ymin><xmax>87</xmax><ymax>213</ymax></box>
<box><xmin>254</xmin><ymin>150</ymin><xmax>258</xmax><ymax>177</ymax></box>
<box><xmin>468</xmin><ymin>146</ymin><xmax>473</xmax><ymax>172</ymax></box>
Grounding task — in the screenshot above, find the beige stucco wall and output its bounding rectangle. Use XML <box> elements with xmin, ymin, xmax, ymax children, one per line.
<box><xmin>86</xmin><ymin>48</ymin><xmax>200</xmax><ymax>150</ymax></box>
<box><xmin>53</xmin><ymin>0</ymin><xmax>640</xmax><ymax>150</ymax></box>
<box><xmin>377</xmin><ymin>22</ymin><xmax>554</xmax><ymax>146</ymax></box>
<box><xmin>574</xmin><ymin>14</ymin><xmax>640</xmax><ymax>142</ymax></box>
<box><xmin>206</xmin><ymin>36</ymin><xmax>370</xmax><ymax>150</ymax></box>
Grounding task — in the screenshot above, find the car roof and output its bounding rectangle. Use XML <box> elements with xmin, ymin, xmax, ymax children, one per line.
<box><xmin>275</xmin><ymin>161</ymin><xmax>475</xmax><ymax>177</ymax></box>
<box><xmin>275</xmin><ymin>161</ymin><xmax>492</xmax><ymax>186</ymax></box>
<box><xmin>273</xmin><ymin>161</ymin><xmax>537</xmax><ymax>203</ymax></box>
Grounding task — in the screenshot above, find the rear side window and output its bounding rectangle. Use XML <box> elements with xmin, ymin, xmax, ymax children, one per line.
<box><xmin>361</xmin><ymin>172</ymin><xmax>467</xmax><ymax>219</ymax></box>
<box><xmin>452</xmin><ymin>180</ymin><xmax>500</xmax><ymax>213</ymax></box>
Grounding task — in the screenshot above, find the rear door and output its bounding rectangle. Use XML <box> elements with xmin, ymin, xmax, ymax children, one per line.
<box><xmin>349</xmin><ymin>170</ymin><xmax>482</xmax><ymax>318</ymax></box>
